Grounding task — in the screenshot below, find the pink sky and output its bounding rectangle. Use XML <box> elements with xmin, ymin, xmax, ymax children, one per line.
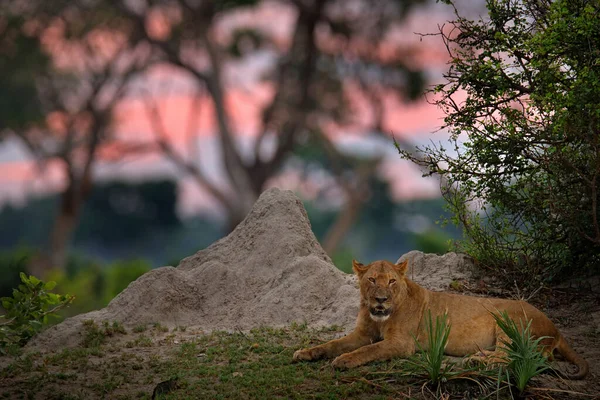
<box><xmin>0</xmin><ymin>0</ymin><xmax>460</xmax><ymax>215</ymax></box>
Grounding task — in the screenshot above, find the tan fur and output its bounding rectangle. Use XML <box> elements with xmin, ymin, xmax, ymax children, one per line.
<box><xmin>293</xmin><ymin>259</ymin><xmax>588</xmax><ymax>379</ymax></box>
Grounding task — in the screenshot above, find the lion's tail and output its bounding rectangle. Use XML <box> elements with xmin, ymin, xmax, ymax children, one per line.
<box><xmin>555</xmin><ymin>335</ymin><xmax>588</xmax><ymax>380</ymax></box>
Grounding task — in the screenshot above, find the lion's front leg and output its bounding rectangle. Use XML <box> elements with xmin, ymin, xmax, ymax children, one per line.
<box><xmin>293</xmin><ymin>331</ymin><xmax>373</xmax><ymax>362</ymax></box>
<box><xmin>331</xmin><ymin>339</ymin><xmax>415</xmax><ymax>369</ymax></box>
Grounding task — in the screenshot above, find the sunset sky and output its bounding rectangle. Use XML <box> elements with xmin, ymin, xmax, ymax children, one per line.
<box><xmin>0</xmin><ymin>0</ymin><xmax>483</xmax><ymax>216</ymax></box>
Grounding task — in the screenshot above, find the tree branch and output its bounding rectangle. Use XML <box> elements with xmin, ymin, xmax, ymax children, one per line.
<box><xmin>142</xmin><ymin>91</ymin><xmax>234</xmax><ymax>213</ymax></box>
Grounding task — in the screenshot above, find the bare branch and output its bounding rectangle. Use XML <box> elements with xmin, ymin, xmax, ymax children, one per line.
<box><xmin>141</xmin><ymin>90</ymin><xmax>233</xmax><ymax>212</ymax></box>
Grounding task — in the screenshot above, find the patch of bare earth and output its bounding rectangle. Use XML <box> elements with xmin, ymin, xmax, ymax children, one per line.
<box><xmin>531</xmin><ymin>285</ymin><xmax>600</xmax><ymax>398</ymax></box>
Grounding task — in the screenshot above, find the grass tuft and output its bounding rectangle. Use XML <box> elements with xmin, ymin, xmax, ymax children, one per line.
<box><xmin>491</xmin><ymin>310</ymin><xmax>551</xmax><ymax>394</ymax></box>
<box><xmin>410</xmin><ymin>310</ymin><xmax>453</xmax><ymax>386</ymax></box>
<box><xmin>81</xmin><ymin>320</ymin><xmax>126</xmax><ymax>348</ymax></box>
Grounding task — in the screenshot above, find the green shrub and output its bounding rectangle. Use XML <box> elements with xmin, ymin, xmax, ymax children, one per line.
<box><xmin>491</xmin><ymin>311</ymin><xmax>551</xmax><ymax>394</ymax></box>
<box><xmin>0</xmin><ymin>273</ymin><xmax>73</xmax><ymax>352</ymax></box>
<box><xmin>398</xmin><ymin>0</ymin><xmax>600</xmax><ymax>282</ymax></box>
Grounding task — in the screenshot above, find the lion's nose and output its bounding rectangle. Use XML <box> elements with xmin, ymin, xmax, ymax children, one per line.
<box><xmin>375</xmin><ymin>296</ymin><xmax>387</xmax><ymax>304</ymax></box>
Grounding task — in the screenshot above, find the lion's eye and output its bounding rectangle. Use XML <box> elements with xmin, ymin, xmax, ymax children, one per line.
<box><xmin>389</xmin><ymin>279</ymin><xmax>396</xmax><ymax>285</ymax></box>
<box><xmin>368</xmin><ymin>277</ymin><xmax>376</xmax><ymax>284</ymax></box>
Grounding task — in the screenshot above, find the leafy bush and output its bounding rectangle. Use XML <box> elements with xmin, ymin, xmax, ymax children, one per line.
<box><xmin>0</xmin><ymin>273</ymin><xmax>73</xmax><ymax>353</ymax></box>
<box><xmin>492</xmin><ymin>311</ymin><xmax>551</xmax><ymax>394</ymax></box>
<box><xmin>398</xmin><ymin>0</ymin><xmax>600</xmax><ymax>282</ymax></box>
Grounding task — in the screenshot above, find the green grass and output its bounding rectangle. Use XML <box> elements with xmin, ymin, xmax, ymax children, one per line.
<box><xmin>0</xmin><ymin>321</ymin><xmax>562</xmax><ymax>399</ymax></box>
<box><xmin>1</xmin><ymin>325</ymin><xmax>413</xmax><ymax>399</ymax></box>
<box><xmin>81</xmin><ymin>320</ymin><xmax>127</xmax><ymax>348</ymax></box>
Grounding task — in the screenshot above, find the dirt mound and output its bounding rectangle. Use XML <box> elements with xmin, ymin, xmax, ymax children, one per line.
<box><xmin>30</xmin><ymin>188</ymin><xmax>358</xmax><ymax>349</ymax></box>
<box><xmin>29</xmin><ymin>188</ymin><xmax>474</xmax><ymax>350</ymax></box>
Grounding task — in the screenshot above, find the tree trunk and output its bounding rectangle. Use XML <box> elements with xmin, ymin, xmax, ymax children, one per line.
<box><xmin>28</xmin><ymin>167</ymin><xmax>92</xmax><ymax>276</ymax></box>
<box><xmin>321</xmin><ymin>160</ymin><xmax>380</xmax><ymax>255</ymax></box>
<box><xmin>46</xmin><ymin>203</ymin><xmax>79</xmax><ymax>271</ymax></box>
<box><xmin>322</xmin><ymin>195</ymin><xmax>363</xmax><ymax>255</ymax></box>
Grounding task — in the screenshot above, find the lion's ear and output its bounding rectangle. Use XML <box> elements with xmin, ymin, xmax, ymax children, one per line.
<box><xmin>352</xmin><ymin>260</ymin><xmax>369</xmax><ymax>278</ymax></box>
<box><xmin>393</xmin><ymin>260</ymin><xmax>409</xmax><ymax>276</ymax></box>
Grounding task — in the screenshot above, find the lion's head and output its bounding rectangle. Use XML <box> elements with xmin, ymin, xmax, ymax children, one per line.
<box><xmin>352</xmin><ymin>259</ymin><xmax>409</xmax><ymax>322</ymax></box>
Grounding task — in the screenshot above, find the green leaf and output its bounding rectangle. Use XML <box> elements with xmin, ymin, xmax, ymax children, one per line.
<box><xmin>29</xmin><ymin>275</ymin><xmax>41</xmax><ymax>286</ymax></box>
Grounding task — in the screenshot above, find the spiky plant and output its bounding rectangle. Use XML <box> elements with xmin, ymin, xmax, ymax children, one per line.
<box><xmin>491</xmin><ymin>310</ymin><xmax>551</xmax><ymax>394</ymax></box>
<box><xmin>409</xmin><ymin>310</ymin><xmax>454</xmax><ymax>386</ymax></box>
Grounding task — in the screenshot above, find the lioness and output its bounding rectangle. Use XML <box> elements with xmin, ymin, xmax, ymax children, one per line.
<box><xmin>293</xmin><ymin>259</ymin><xmax>588</xmax><ymax>379</ymax></box>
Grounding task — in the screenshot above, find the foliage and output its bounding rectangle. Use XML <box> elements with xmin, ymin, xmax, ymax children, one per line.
<box><xmin>0</xmin><ymin>324</ymin><xmax>495</xmax><ymax>399</ymax></box>
<box><xmin>0</xmin><ymin>15</ymin><xmax>48</xmax><ymax>133</ymax></box>
<box><xmin>0</xmin><ymin>199</ymin><xmax>56</xmax><ymax>251</ymax></box>
<box><xmin>81</xmin><ymin>320</ymin><xmax>126</xmax><ymax>348</ymax></box>
<box><xmin>0</xmin><ymin>0</ymin><xmax>152</xmax><ymax>272</ymax></box>
<box><xmin>398</xmin><ymin>0</ymin><xmax>600</xmax><ymax>282</ymax></box>
<box><xmin>491</xmin><ymin>310</ymin><xmax>551</xmax><ymax>394</ymax></box>
<box><xmin>0</xmin><ymin>248</ymin><xmax>33</xmax><ymax>298</ymax></box>
<box><xmin>46</xmin><ymin>257</ymin><xmax>151</xmax><ymax>317</ymax></box>
<box><xmin>305</xmin><ymin>184</ymin><xmax>460</xmax><ymax>263</ymax></box>
<box><xmin>0</xmin><ymin>251</ymin><xmax>150</xmax><ymax>334</ymax></box>
<box><xmin>1</xmin><ymin>322</ymin><xmax>591</xmax><ymax>398</ymax></box>
<box><xmin>0</xmin><ymin>273</ymin><xmax>74</xmax><ymax>352</ymax></box>
<box><xmin>113</xmin><ymin>0</ymin><xmax>429</xmax><ymax>233</ymax></box>
<box><xmin>330</xmin><ymin>248</ymin><xmax>355</xmax><ymax>274</ymax></box>
<box><xmin>0</xmin><ymin>180</ymin><xmax>189</xmax><ymax>266</ymax></box>
<box><xmin>388</xmin><ymin>310</ymin><xmax>551</xmax><ymax>395</ymax></box>
<box><xmin>409</xmin><ymin>310</ymin><xmax>454</xmax><ymax>386</ymax></box>
<box><xmin>413</xmin><ymin>230</ymin><xmax>451</xmax><ymax>255</ymax></box>
<box><xmin>77</xmin><ymin>180</ymin><xmax>181</xmax><ymax>244</ymax></box>
<box><xmin>102</xmin><ymin>260</ymin><xmax>151</xmax><ymax>304</ymax></box>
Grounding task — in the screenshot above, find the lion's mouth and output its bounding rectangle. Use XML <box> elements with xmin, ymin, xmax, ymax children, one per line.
<box><xmin>369</xmin><ymin>306</ymin><xmax>391</xmax><ymax>317</ymax></box>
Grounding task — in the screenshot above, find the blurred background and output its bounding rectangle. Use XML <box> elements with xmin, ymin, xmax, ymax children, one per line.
<box><xmin>0</xmin><ymin>0</ymin><xmax>482</xmax><ymax>316</ymax></box>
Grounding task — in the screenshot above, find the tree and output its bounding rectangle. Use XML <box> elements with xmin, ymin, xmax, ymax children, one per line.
<box><xmin>0</xmin><ymin>1</ymin><xmax>151</xmax><ymax>274</ymax></box>
<box><xmin>399</xmin><ymin>0</ymin><xmax>600</xmax><ymax>281</ymax></box>
<box><xmin>116</xmin><ymin>0</ymin><xmax>427</xmax><ymax>233</ymax></box>
<box><xmin>3</xmin><ymin>0</ymin><xmax>430</xmax><ymax>267</ymax></box>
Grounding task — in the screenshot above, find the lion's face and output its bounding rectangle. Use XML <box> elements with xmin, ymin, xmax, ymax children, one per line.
<box><xmin>353</xmin><ymin>260</ymin><xmax>408</xmax><ymax>322</ymax></box>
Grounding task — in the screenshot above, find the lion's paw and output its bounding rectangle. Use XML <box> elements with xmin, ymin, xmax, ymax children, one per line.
<box><xmin>293</xmin><ymin>348</ymin><xmax>322</xmax><ymax>362</ymax></box>
<box><xmin>331</xmin><ymin>354</ymin><xmax>360</xmax><ymax>369</ymax></box>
